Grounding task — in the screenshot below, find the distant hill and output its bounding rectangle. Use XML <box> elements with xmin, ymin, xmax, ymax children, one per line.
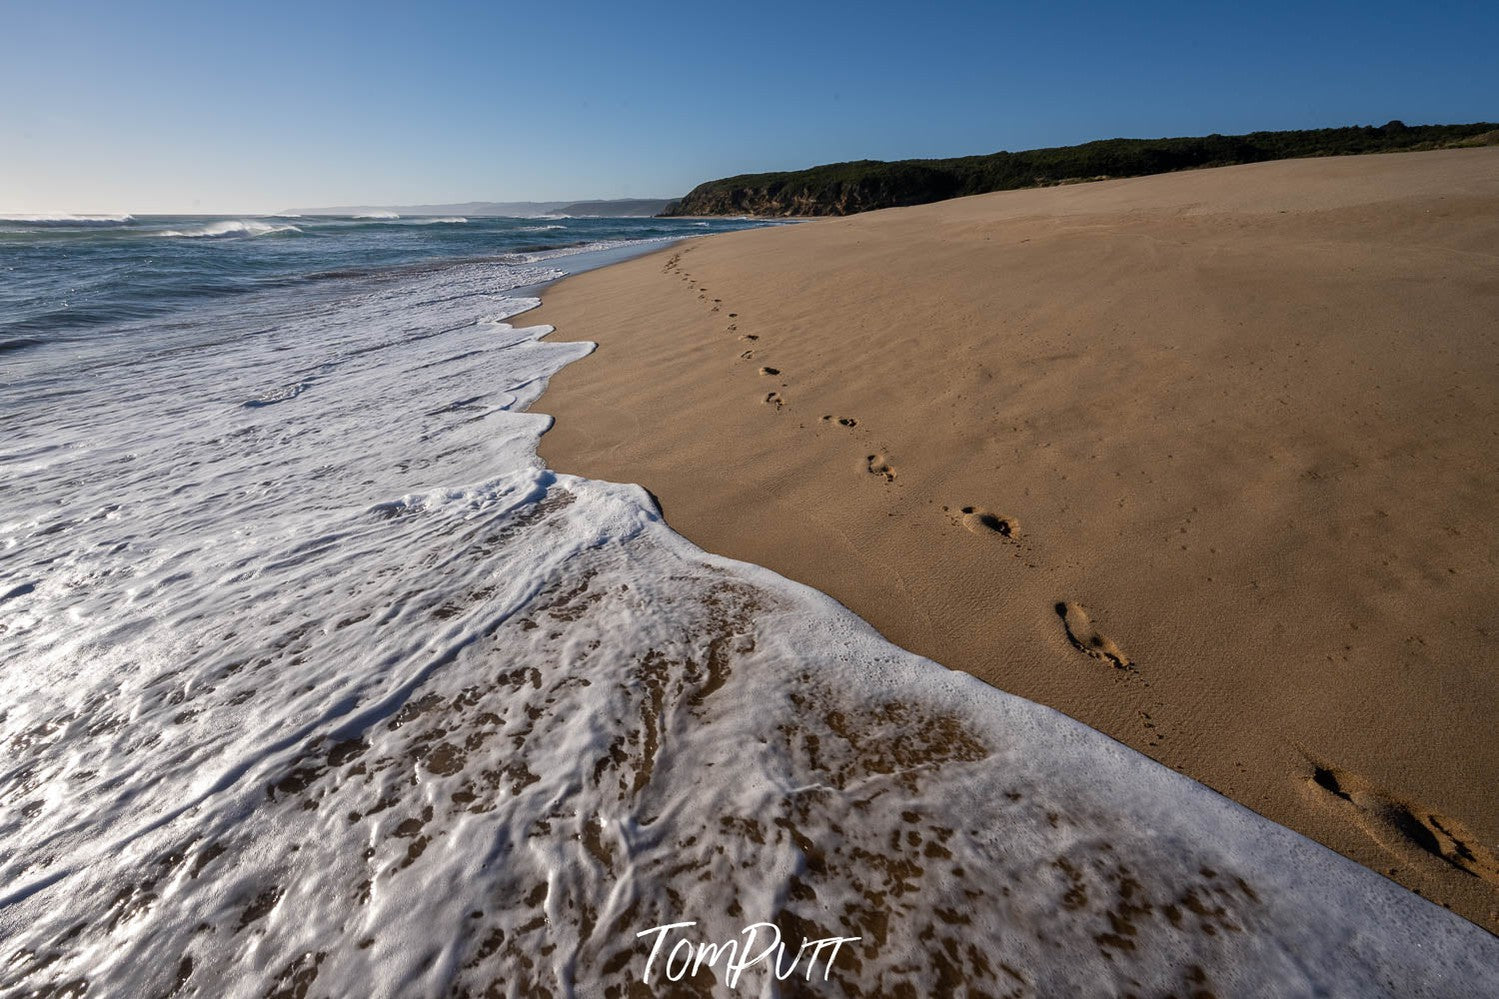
<box><xmin>281</xmin><ymin>198</ymin><xmax>675</xmax><ymax>218</ymax></box>
<box><xmin>549</xmin><ymin>199</ymin><xmax>675</xmax><ymax>217</ymax></box>
<box><xmin>662</xmin><ymin>121</ymin><xmax>1499</xmax><ymax>217</ymax></box>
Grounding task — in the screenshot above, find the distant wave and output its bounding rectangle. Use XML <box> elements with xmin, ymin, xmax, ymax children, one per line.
<box><xmin>0</xmin><ymin>213</ymin><xmax>133</xmax><ymax>226</ymax></box>
<box><xmin>520</xmin><ymin>224</ymin><xmax>566</xmax><ymax>232</ymax></box>
<box><xmin>508</xmin><ymin>235</ymin><xmax>677</xmax><ymax>262</ymax></box>
<box><xmin>159</xmin><ymin>220</ymin><xmax>302</xmax><ymax>239</ymax></box>
<box><xmin>332</xmin><ymin>216</ymin><xmax>465</xmax><ymax>227</ymax></box>
<box><xmin>353</xmin><ymin>211</ymin><xmax>400</xmax><ymax>220</ymax></box>
<box><xmin>505</xmin><ymin>241</ymin><xmax>590</xmax><ymax>255</ymax></box>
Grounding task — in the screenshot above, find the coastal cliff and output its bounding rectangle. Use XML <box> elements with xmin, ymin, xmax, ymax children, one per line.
<box><xmin>662</xmin><ymin>121</ymin><xmax>1498</xmax><ymax>217</ymax></box>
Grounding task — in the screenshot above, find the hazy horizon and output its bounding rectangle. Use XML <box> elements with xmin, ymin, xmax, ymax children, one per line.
<box><xmin>4</xmin><ymin>0</ymin><xmax>1496</xmax><ymax>214</ymax></box>
<box><xmin>0</xmin><ymin>203</ymin><xmax>680</xmax><ymax>219</ymax></box>
<box><xmin>0</xmin><ymin>197</ymin><xmax>682</xmax><ymax>220</ymax></box>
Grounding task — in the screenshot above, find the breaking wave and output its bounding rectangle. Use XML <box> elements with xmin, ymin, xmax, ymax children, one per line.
<box><xmin>0</xmin><ymin>213</ymin><xmax>134</xmax><ymax>226</ymax></box>
<box><xmin>158</xmin><ymin>220</ymin><xmax>303</xmax><ymax>239</ymax></box>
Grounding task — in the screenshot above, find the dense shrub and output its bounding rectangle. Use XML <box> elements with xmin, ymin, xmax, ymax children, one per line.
<box><xmin>663</xmin><ymin>122</ymin><xmax>1499</xmax><ymax>217</ymax></box>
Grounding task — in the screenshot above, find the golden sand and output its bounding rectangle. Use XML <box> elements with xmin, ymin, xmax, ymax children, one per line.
<box><xmin>529</xmin><ymin>147</ymin><xmax>1499</xmax><ymax>930</ymax></box>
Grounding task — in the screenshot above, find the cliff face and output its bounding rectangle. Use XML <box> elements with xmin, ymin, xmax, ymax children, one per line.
<box><xmin>661</xmin><ymin>122</ymin><xmax>1499</xmax><ymax>217</ymax></box>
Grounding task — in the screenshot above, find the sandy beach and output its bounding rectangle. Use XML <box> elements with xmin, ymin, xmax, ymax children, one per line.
<box><xmin>530</xmin><ymin>146</ymin><xmax>1499</xmax><ymax>931</ymax></box>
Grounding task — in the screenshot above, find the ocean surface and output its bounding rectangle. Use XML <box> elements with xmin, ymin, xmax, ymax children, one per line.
<box><xmin>0</xmin><ymin>212</ymin><xmax>764</xmax><ymax>347</ymax></box>
<box><xmin>1</xmin><ymin>212</ymin><xmax>1496</xmax><ymax>997</ymax></box>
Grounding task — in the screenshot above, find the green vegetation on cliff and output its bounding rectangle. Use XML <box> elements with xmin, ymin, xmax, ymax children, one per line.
<box><xmin>661</xmin><ymin>121</ymin><xmax>1499</xmax><ymax>217</ymax></box>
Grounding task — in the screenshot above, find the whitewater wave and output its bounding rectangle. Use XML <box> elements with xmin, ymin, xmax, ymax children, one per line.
<box><xmin>353</xmin><ymin>211</ymin><xmax>400</xmax><ymax>220</ymax></box>
<box><xmin>0</xmin><ymin>213</ymin><xmax>133</xmax><ymax>226</ymax></box>
<box><xmin>159</xmin><ymin>220</ymin><xmax>302</xmax><ymax>239</ymax></box>
<box><xmin>410</xmin><ymin>217</ymin><xmax>467</xmax><ymax>225</ymax></box>
<box><xmin>520</xmin><ymin>224</ymin><xmax>566</xmax><ymax>232</ymax></box>
<box><xmin>517</xmin><ymin>236</ymin><xmax>677</xmax><ymax>261</ymax></box>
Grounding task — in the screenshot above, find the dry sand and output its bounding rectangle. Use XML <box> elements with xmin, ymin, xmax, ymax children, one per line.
<box><xmin>528</xmin><ymin>147</ymin><xmax>1499</xmax><ymax>931</ymax></box>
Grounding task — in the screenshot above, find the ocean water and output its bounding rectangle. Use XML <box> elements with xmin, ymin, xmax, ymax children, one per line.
<box><xmin>1</xmin><ymin>214</ymin><xmax>1496</xmax><ymax>997</ymax></box>
<box><xmin>0</xmin><ymin>213</ymin><xmax>738</xmax><ymax>347</ymax></box>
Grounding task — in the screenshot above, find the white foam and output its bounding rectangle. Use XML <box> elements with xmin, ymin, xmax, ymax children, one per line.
<box><xmin>521</xmin><ymin>224</ymin><xmax>567</xmax><ymax>231</ymax></box>
<box><xmin>0</xmin><ymin>213</ymin><xmax>133</xmax><ymax>224</ymax></box>
<box><xmin>509</xmin><ymin>236</ymin><xmax>676</xmax><ymax>265</ymax></box>
<box><xmin>354</xmin><ymin>211</ymin><xmax>400</xmax><ymax>219</ymax></box>
<box><xmin>0</xmin><ymin>256</ymin><xmax>1494</xmax><ymax>997</ymax></box>
<box><xmin>158</xmin><ymin>220</ymin><xmax>302</xmax><ymax>239</ymax></box>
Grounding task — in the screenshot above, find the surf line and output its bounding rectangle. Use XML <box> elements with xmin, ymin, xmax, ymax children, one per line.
<box><xmin>637</xmin><ymin>920</ymin><xmax>861</xmax><ymax>988</ymax></box>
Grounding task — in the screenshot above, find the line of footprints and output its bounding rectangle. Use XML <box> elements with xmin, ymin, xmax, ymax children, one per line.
<box><xmin>665</xmin><ymin>246</ymin><xmax>880</xmax><ymax>469</ymax></box>
<box><xmin>662</xmin><ymin>245</ymin><xmax>1156</xmax><ymax>733</ymax></box>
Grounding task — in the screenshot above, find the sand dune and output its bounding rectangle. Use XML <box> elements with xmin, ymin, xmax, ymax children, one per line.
<box><xmin>530</xmin><ymin>147</ymin><xmax>1499</xmax><ymax>931</ymax></box>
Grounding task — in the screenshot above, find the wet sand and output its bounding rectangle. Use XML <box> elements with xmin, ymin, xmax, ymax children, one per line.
<box><xmin>529</xmin><ymin>146</ymin><xmax>1499</xmax><ymax>931</ymax></box>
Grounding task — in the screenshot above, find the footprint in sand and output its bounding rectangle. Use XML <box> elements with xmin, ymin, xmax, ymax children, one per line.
<box><xmin>1138</xmin><ymin>709</ymin><xmax>1164</xmax><ymax>748</ymax></box>
<box><xmin>739</xmin><ymin>333</ymin><xmax>757</xmax><ymax>341</ymax></box>
<box><xmin>764</xmin><ymin>392</ymin><xmax>784</xmax><ymax>410</ymax></box>
<box><xmin>959</xmin><ymin>506</ymin><xmax>1017</xmax><ymax>538</ymax></box>
<box><xmin>866</xmin><ymin>454</ymin><xmax>896</xmax><ymax>482</ymax></box>
<box><xmin>759</xmin><ymin>366</ymin><xmax>780</xmax><ymax>377</ymax></box>
<box><xmin>1303</xmin><ymin>758</ymin><xmax>1499</xmax><ymax>885</ymax></box>
<box><xmin>1055</xmin><ymin>602</ymin><xmax>1132</xmax><ymax>670</ymax></box>
<box><xmin>820</xmin><ymin>415</ymin><xmax>858</xmax><ymax>428</ymax></box>
<box><xmin>740</xmin><ymin>350</ymin><xmax>755</xmax><ymax>360</ymax></box>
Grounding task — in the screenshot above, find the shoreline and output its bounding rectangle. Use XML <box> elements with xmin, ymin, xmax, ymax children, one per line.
<box><xmin>527</xmin><ymin>146</ymin><xmax>1499</xmax><ymax>932</ymax></box>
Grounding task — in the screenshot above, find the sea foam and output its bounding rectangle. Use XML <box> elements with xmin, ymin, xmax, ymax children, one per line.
<box><xmin>158</xmin><ymin>219</ymin><xmax>302</xmax><ymax>239</ymax></box>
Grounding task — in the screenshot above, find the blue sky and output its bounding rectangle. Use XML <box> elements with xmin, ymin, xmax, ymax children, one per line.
<box><xmin>2</xmin><ymin>0</ymin><xmax>1495</xmax><ymax>213</ymax></box>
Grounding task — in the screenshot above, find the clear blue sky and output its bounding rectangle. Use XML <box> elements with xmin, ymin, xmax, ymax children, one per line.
<box><xmin>3</xmin><ymin>0</ymin><xmax>1494</xmax><ymax>213</ymax></box>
